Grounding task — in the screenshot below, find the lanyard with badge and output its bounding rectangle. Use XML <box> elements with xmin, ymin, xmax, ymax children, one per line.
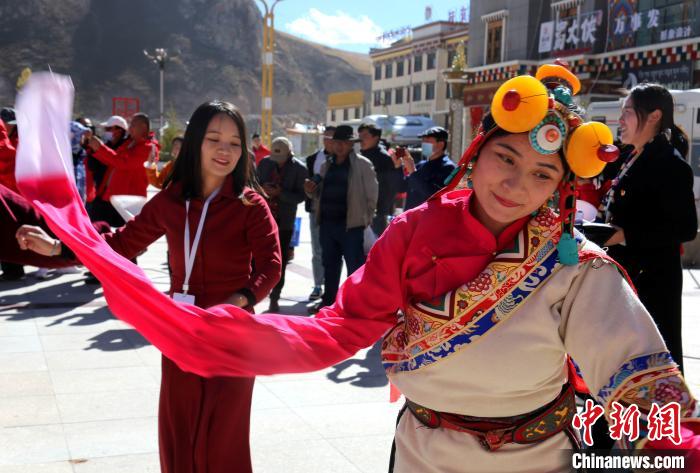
<box><xmin>172</xmin><ymin>187</ymin><xmax>220</xmax><ymax>305</ymax></box>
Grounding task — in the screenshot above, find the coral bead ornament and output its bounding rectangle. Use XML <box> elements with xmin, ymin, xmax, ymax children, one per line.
<box><xmin>597</xmin><ymin>144</ymin><xmax>620</xmax><ymax>163</ymax></box>
<box><xmin>565</xmin><ymin>122</ymin><xmax>615</xmax><ymax>178</ymax></box>
<box><xmin>491</xmin><ymin>76</ymin><xmax>549</xmax><ymax>133</ymax></box>
<box><xmin>502</xmin><ymin>90</ymin><xmax>520</xmax><ymax>111</ymax></box>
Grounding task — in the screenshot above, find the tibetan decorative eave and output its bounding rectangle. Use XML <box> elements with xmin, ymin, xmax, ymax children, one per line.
<box><xmin>466</xmin><ymin>40</ymin><xmax>700</xmax><ymax>86</ymax></box>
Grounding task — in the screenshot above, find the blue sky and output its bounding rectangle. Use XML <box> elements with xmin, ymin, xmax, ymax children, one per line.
<box><xmin>255</xmin><ymin>1</ymin><xmax>470</xmax><ymax>53</ymax></box>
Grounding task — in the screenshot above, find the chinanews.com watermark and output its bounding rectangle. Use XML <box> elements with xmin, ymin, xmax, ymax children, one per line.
<box><xmin>571</xmin><ymin>451</ymin><xmax>685</xmax><ymax>471</ymax></box>
<box><xmin>566</xmin><ymin>400</ymin><xmax>694</xmax><ymax>471</ymax></box>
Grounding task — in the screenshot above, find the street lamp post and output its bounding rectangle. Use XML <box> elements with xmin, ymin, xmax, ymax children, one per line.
<box><xmin>258</xmin><ymin>0</ymin><xmax>283</xmax><ymax>147</ymax></box>
<box><xmin>143</xmin><ymin>48</ymin><xmax>172</xmax><ymax>139</ymax></box>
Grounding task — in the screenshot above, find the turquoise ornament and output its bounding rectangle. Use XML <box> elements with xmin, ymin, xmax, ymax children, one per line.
<box><xmin>557</xmin><ymin>233</ymin><xmax>579</xmax><ymax>265</ymax></box>
<box><xmin>552</xmin><ymin>86</ymin><xmax>573</xmax><ymax>106</ymax></box>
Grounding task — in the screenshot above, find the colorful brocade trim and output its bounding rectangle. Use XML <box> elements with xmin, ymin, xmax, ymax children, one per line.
<box><xmin>596</xmin><ymin>351</ymin><xmax>698</xmax><ymax>450</ymax></box>
<box><xmin>381</xmin><ymin>208</ymin><xmax>581</xmax><ymax>375</ymax></box>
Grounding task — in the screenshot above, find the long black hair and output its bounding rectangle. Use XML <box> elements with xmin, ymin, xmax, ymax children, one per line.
<box><xmin>165</xmin><ymin>101</ymin><xmax>261</xmax><ymax>199</ymax></box>
<box><xmin>628</xmin><ymin>83</ymin><xmax>688</xmax><ymax>158</ymax></box>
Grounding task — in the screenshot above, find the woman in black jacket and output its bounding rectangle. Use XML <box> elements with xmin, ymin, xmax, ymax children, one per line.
<box><xmin>604</xmin><ymin>83</ymin><xmax>697</xmax><ymax>373</ymax></box>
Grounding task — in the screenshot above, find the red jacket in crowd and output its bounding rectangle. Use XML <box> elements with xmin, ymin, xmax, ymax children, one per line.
<box><xmin>0</xmin><ymin>121</ymin><xmax>18</xmax><ymax>193</ymax></box>
<box><xmin>253</xmin><ymin>144</ymin><xmax>270</xmax><ymax>166</ymax></box>
<box><xmin>92</xmin><ymin>132</ymin><xmax>159</xmax><ymax>200</ymax></box>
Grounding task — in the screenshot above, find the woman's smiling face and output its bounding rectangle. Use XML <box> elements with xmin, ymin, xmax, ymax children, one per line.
<box><xmin>470</xmin><ymin>132</ymin><xmax>565</xmax><ymax>235</ymax></box>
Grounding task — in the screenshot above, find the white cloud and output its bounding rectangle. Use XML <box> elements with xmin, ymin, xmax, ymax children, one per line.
<box><xmin>285</xmin><ymin>9</ymin><xmax>384</xmax><ymax>47</ymax></box>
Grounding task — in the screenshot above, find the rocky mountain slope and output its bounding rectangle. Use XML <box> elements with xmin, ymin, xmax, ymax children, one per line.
<box><xmin>0</xmin><ymin>0</ymin><xmax>370</xmax><ymax>132</ymax></box>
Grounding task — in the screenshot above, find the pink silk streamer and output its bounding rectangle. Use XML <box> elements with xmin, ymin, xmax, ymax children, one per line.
<box><xmin>15</xmin><ymin>72</ymin><xmax>392</xmax><ymax>378</ymax></box>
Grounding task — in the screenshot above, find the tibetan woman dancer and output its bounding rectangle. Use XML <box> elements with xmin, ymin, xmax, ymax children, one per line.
<box><xmin>17</xmin><ymin>67</ymin><xmax>698</xmax><ymax>472</ymax></box>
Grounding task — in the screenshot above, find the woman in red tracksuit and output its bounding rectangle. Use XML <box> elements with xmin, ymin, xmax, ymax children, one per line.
<box><xmin>22</xmin><ymin>101</ymin><xmax>281</xmax><ymax>472</ymax></box>
<box><xmin>109</xmin><ymin>102</ymin><xmax>281</xmax><ymax>472</ymax></box>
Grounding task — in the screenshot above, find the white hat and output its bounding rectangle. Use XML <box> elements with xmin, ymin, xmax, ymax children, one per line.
<box><xmin>100</xmin><ymin>115</ymin><xmax>128</xmax><ymax>130</ymax></box>
<box><xmin>270</xmin><ymin>136</ymin><xmax>294</xmax><ymax>158</ymax></box>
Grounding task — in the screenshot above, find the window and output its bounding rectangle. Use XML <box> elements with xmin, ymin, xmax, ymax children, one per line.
<box><xmin>446</xmin><ymin>83</ymin><xmax>452</xmax><ymax>99</ymax></box>
<box><xmin>413</xmin><ymin>84</ymin><xmax>422</xmax><ymax>102</ymax></box>
<box><xmin>343</xmin><ymin>109</ymin><xmax>349</xmax><ymax>121</ymax></box>
<box><xmin>395</xmin><ymin>87</ymin><xmax>404</xmax><ymax>104</ymax></box>
<box><xmin>355</xmin><ymin>107</ymin><xmax>361</xmax><ymax>118</ymax></box>
<box><xmin>384</xmin><ymin>89</ymin><xmax>392</xmax><ymax>106</ymax></box>
<box><xmin>374</xmin><ymin>64</ymin><xmax>381</xmax><ymax>80</ymax></box>
<box><xmin>425</xmin><ymin>81</ymin><xmax>435</xmax><ymax>100</ymax></box>
<box><xmin>373</xmin><ymin>91</ymin><xmax>381</xmax><ymax>107</ymax></box>
<box><xmin>331</xmin><ymin>109</ymin><xmax>336</xmax><ymax>121</ymax></box>
<box><xmin>406</xmin><ymin>86</ymin><xmax>411</xmax><ymax>103</ymax></box>
<box><xmin>385</xmin><ymin>63</ymin><xmax>393</xmax><ymax>79</ymax></box>
<box><xmin>397</xmin><ymin>60</ymin><xmax>405</xmax><ymax>77</ymax></box>
<box><xmin>407</xmin><ymin>58</ymin><xmax>412</xmax><ymax>74</ymax></box>
<box><xmin>427</xmin><ymin>52</ymin><xmax>436</xmax><ymax>69</ymax></box>
<box><xmin>486</xmin><ymin>19</ymin><xmax>503</xmax><ymax>64</ymax></box>
<box><xmin>414</xmin><ymin>54</ymin><xmax>423</xmax><ymax>72</ymax></box>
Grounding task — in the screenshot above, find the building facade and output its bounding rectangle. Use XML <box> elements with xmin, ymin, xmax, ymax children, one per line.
<box><xmin>464</xmin><ymin>0</ymin><xmax>700</xmax><ymax>135</ymax></box>
<box><xmin>325</xmin><ymin>90</ymin><xmax>367</xmax><ymax>126</ymax></box>
<box><xmin>369</xmin><ymin>21</ymin><xmax>469</xmax><ymax>128</ymax></box>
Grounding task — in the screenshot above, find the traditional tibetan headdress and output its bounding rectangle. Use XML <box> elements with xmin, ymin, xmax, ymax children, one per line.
<box><xmin>440</xmin><ymin>60</ymin><xmax>620</xmax><ymax>265</ymax></box>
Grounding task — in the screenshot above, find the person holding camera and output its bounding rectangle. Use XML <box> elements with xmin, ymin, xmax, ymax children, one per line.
<box><xmin>257</xmin><ymin>136</ymin><xmax>307</xmax><ymax>312</ymax></box>
<box><xmin>401</xmin><ymin>126</ymin><xmax>456</xmax><ymax>210</ymax></box>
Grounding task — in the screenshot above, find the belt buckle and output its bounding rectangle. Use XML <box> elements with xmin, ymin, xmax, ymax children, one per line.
<box><xmin>479</xmin><ymin>429</ymin><xmax>512</xmax><ymax>451</ymax></box>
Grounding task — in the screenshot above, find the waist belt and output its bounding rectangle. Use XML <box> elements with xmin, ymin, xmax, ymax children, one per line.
<box><xmin>406</xmin><ymin>384</ymin><xmax>576</xmax><ymax>451</ymax></box>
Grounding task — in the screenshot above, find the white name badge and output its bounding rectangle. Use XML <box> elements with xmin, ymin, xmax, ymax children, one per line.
<box><xmin>172</xmin><ymin>292</ymin><xmax>195</xmax><ymax>305</ymax></box>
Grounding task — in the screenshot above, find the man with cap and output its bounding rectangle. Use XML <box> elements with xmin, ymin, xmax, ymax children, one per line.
<box><xmin>257</xmin><ymin>136</ymin><xmax>307</xmax><ymax>312</ymax></box>
<box><xmin>304</xmin><ymin>125</ymin><xmax>378</xmax><ymax>312</ymax></box>
<box><xmin>401</xmin><ymin>126</ymin><xmax>455</xmax><ymax>210</ymax></box>
<box><xmin>85</xmin><ymin>113</ymin><xmax>158</xmax><ymax>227</ymax></box>
<box><xmin>358</xmin><ymin>123</ymin><xmax>403</xmax><ymax>235</ymax></box>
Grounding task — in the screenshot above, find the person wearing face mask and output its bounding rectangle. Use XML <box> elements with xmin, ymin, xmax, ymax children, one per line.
<box><xmin>85</xmin><ymin>116</ymin><xmax>128</xmax><ymax>220</ymax></box>
<box><xmin>401</xmin><ymin>126</ymin><xmax>456</xmax><ymax>210</ymax></box>
<box><xmin>85</xmin><ymin>113</ymin><xmax>159</xmax><ymax>227</ymax></box>
<box><xmin>256</xmin><ymin>136</ymin><xmax>307</xmax><ymax>312</ymax></box>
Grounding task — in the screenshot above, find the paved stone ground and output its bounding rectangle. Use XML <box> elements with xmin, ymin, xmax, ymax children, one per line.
<box><xmin>1</xmin><ymin>191</ymin><xmax>698</xmax><ymax>472</ymax></box>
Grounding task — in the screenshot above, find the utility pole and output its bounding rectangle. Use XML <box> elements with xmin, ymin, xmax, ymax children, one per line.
<box><xmin>143</xmin><ymin>48</ymin><xmax>176</xmax><ymax>139</ymax></box>
<box><xmin>258</xmin><ymin>0</ymin><xmax>283</xmax><ymax>147</ymax></box>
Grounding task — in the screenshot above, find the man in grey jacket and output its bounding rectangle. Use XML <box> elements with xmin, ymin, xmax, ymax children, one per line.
<box><xmin>257</xmin><ymin>137</ymin><xmax>307</xmax><ymax>312</ymax></box>
<box><xmin>303</xmin><ymin>125</ymin><xmax>378</xmax><ymax>312</ymax></box>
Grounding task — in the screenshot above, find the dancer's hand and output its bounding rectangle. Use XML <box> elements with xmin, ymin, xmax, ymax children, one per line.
<box><xmin>15</xmin><ymin>225</ymin><xmax>62</xmax><ymax>256</ymax></box>
<box><xmin>223</xmin><ymin>293</ymin><xmax>250</xmax><ymax>308</ymax></box>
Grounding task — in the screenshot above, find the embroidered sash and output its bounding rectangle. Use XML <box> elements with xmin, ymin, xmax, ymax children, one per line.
<box><xmin>382</xmin><ymin>208</ymin><xmax>573</xmax><ymax>375</ymax></box>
